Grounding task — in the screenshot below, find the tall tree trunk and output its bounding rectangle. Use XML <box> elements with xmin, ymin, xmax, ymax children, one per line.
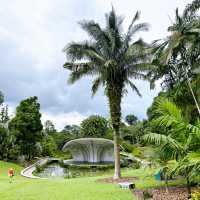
<box><xmin>164</xmin><ymin>176</ymin><xmax>169</xmax><ymax>193</ymax></box>
<box><xmin>181</xmin><ymin>56</ymin><xmax>200</xmax><ymax>116</ymax></box>
<box><xmin>107</xmin><ymin>86</ymin><xmax>122</xmax><ymax>179</ymax></box>
<box><xmin>186</xmin><ymin>74</ymin><xmax>200</xmax><ymax>116</ymax></box>
<box><xmin>113</xmin><ymin>131</ymin><xmax>121</xmax><ymax>179</ymax></box>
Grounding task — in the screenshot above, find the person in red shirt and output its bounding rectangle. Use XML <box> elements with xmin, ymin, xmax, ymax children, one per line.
<box><xmin>8</xmin><ymin>168</ymin><xmax>14</xmax><ymax>183</ymax></box>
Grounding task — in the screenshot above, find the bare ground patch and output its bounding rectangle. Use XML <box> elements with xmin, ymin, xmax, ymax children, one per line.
<box><xmin>133</xmin><ymin>186</ymin><xmax>198</xmax><ymax>200</ymax></box>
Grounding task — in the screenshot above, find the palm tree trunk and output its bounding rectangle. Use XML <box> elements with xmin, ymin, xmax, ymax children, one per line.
<box><xmin>113</xmin><ymin>132</ymin><xmax>121</xmax><ymax>179</ymax></box>
<box><xmin>107</xmin><ymin>86</ymin><xmax>122</xmax><ymax>179</ymax></box>
<box><xmin>164</xmin><ymin>177</ymin><xmax>169</xmax><ymax>193</ymax></box>
<box><xmin>186</xmin><ymin>75</ymin><xmax>200</xmax><ymax>116</ymax></box>
<box><xmin>182</xmin><ymin>63</ymin><xmax>200</xmax><ymax>116</ymax></box>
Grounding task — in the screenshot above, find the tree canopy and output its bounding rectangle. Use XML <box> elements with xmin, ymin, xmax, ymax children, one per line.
<box><xmin>125</xmin><ymin>114</ymin><xmax>138</xmax><ymax>125</ymax></box>
<box><xmin>9</xmin><ymin>96</ymin><xmax>43</xmax><ymax>160</ymax></box>
<box><xmin>80</xmin><ymin>115</ymin><xmax>108</xmax><ymax>137</ymax></box>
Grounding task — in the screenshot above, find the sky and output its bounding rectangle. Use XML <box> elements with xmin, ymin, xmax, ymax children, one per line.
<box><xmin>0</xmin><ymin>0</ymin><xmax>192</xmax><ymax>130</ymax></box>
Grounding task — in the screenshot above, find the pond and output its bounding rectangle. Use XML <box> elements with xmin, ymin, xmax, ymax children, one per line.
<box><xmin>35</xmin><ymin>161</ymin><xmax>114</xmax><ymax>178</ymax></box>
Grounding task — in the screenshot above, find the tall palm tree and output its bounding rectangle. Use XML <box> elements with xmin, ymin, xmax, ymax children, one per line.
<box><xmin>63</xmin><ymin>8</ymin><xmax>152</xmax><ymax>179</ymax></box>
<box><xmin>151</xmin><ymin>0</ymin><xmax>200</xmax><ymax>115</ymax></box>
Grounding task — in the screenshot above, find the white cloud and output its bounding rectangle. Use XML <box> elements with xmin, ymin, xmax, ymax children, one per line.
<box><xmin>41</xmin><ymin>111</ymin><xmax>85</xmax><ymax>131</ymax></box>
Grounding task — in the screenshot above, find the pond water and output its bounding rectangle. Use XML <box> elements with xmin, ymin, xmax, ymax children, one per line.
<box><xmin>35</xmin><ymin>161</ymin><xmax>113</xmax><ymax>178</ymax></box>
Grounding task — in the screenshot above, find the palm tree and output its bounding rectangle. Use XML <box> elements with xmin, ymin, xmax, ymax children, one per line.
<box><xmin>63</xmin><ymin>8</ymin><xmax>152</xmax><ymax>179</ymax></box>
<box><xmin>151</xmin><ymin>0</ymin><xmax>200</xmax><ymax>115</ymax></box>
<box><xmin>143</xmin><ymin>98</ymin><xmax>200</xmax><ymax>197</ymax></box>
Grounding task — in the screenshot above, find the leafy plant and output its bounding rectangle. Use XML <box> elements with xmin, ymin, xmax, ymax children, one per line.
<box><xmin>143</xmin><ymin>98</ymin><xmax>200</xmax><ymax>197</ymax></box>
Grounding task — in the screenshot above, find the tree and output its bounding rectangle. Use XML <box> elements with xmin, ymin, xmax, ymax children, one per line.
<box><xmin>0</xmin><ymin>91</ymin><xmax>3</xmax><ymax>105</ymax></box>
<box><xmin>143</xmin><ymin>98</ymin><xmax>200</xmax><ymax>198</ymax></box>
<box><xmin>9</xmin><ymin>96</ymin><xmax>43</xmax><ymax>160</ymax></box>
<box><xmin>125</xmin><ymin>114</ymin><xmax>138</xmax><ymax>125</ymax></box>
<box><xmin>121</xmin><ymin>121</ymin><xmax>145</xmax><ymax>144</ymax></box>
<box><xmin>80</xmin><ymin>115</ymin><xmax>108</xmax><ymax>137</ymax></box>
<box><xmin>0</xmin><ymin>126</ymin><xmax>15</xmax><ymax>160</ymax></box>
<box><xmin>0</xmin><ymin>105</ymin><xmax>9</xmax><ymax>124</ymax></box>
<box><xmin>52</xmin><ymin>132</ymin><xmax>72</xmax><ymax>150</ymax></box>
<box><xmin>63</xmin><ymin>8</ymin><xmax>152</xmax><ymax>179</ymax></box>
<box><xmin>151</xmin><ymin>0</ymin><xmax>200</xmax><ymax>115</ymax></box>
<box><xmin>62</xmin><ymin>124</ymin><xmax>80</xmax><ymax>137</ymax></box>
<box><xmin>44</xmin><ymin>120</ymin><xmax>56</xmax><ymax>135</ymax></box>
<box><xmin>41</xmin><ymin>135</ymin><xmax>57</xmax><ymax>156</ymax></box>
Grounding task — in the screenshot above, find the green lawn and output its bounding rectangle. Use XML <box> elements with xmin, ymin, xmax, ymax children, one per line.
<box><xmin>0</xmin><ymin>161</ymin><xmax>185</xmax><ymax>200</ymax></box>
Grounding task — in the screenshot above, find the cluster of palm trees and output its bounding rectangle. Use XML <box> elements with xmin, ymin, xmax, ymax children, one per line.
<box><xmin>63</xmin><ymin>0</ymin><xmax>200</xmax><ymax>180</ymax></box>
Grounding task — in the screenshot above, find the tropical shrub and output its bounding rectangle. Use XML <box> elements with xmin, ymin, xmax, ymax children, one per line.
<box><xmin>143</xmin><ymin>98</ymin><xmax>200</xmax><ymax>196</ymax></box>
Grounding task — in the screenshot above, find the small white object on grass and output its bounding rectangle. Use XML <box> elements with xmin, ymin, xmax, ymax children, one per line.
<box><xmin>118</xmin><ymin>182</ymin><xmax>135</xmax><ymax>189</ymax></box>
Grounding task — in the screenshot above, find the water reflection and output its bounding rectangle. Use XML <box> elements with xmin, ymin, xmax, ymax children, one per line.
<box><xmin>36</xmin><ymin>163</ymin><xmax>68</xmax><ymax>178</ymax></box>
<box><xmin>35</xmin><ymin>161</ymin><xmax>113</xmax><ymax>178</ymax></box>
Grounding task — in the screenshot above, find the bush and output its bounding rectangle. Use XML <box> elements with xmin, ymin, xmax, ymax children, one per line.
<box><xmin>121</xmin><ymin>141</ymin><xmax>134</xmax><ymax>153</ymax></box>
<box><xmin>132</xmin><ymin>147</ymin><xmax>142</xmax><ymax>157</ymax></box>
<box><xmin>190</xmin><ymin>191</ymin><xmax>200</xmax><ymax>200</ymax></box>
<box><xmin>143</xmin><ymin>191</ymin><xmax>153</xmax><ymax>199</ymax></box>
<box><xmin>35</xmin><ymin>164</ymin><xmax>44</xmax><ymax>173</ymax></box>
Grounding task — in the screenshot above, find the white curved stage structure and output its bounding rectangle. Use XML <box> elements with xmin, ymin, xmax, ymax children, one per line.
<box><xmin>62</xmin><ymin>138</ymin><xmax>114</xmax><ymax>163</ymax></box>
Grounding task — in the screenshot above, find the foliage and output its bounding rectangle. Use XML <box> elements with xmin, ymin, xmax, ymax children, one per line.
<box><xmin>80</xmin><ymin>115</ymin><xmax>108</xmax><ymax>137</ymax></box>
<box><xmin>41</xmin><ymin>135</ymin><xmax>57</xmax><ymax>156</ymax></box>
<box><xmin>9</xmin><ymin>96</ymin><xmax>43</xmax><ymax>160</ymax></box>
<box><xmin>43</xmin><ymin>120</ymin><xmax>56</xmax><ymax>135</ymax></box>
<box><xmin>131</xmin><ymin>147</ymin><xmax>142</xmax><ymax>158</ymax></box>
<box><xmin>151</xmin><ymin>0</ymin><xmax>200</xmax><ymax>87</ymax></box>
<box><xmin>0</xmin><ymin>91</ymin><xmax>4</xmax><ymax>105</ymax></box>
<box><xmin>0</xmin><ymin>125</ymin><xmax>20</xmax><ymax>160</ymax></box>
<box><xmin>120</xmin><ymin>121</ymin><xmax>146</xmax><ymax>144</ymax></box>
<box><xmin>149</xmin><ymin>0</ymin><xmax>200</xmax><ymax>120</ymax></box>
<box><xmin>62</xmin><ymin>124</ymin><xmax>80</xmax><ymax>137</ymax></box>
<box><xmin>52</xmin><ymin>132</ymin><xmax>73</xmax><ymax>150</ymax></box>
<box><xmin>121</xmin><ymin>141</ymin><xmax>134</xmax><ymax>153</ymax></box>
<box><xmin>125</xmin><ymin>114</ymin><xmax>138</xmax><ymax>125</ymax></box>
<box><xmin>143</xmin><ymin>191</ymin><xmax>153</xmax><ymax>199</ymax></box>
<box><xmin>190</xmin><ymin>191</ymin><xmax>200</xmax><ymax>200</ymax></box>
<box><xmin>143</xmin><ymin>98</ymin><xmax>200</xmax><ymax>196</ymax></box>
<box><xmin>0</xmin><ymin>104</ymin><xmax>9</xmax><ymax>124</ymax></box>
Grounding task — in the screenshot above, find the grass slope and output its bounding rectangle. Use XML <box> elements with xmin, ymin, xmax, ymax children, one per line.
<box><xmin>0</xmin><ymin>161</ymin><xmax>133</xmax><ymax>200</ymax></box>
<box><xmin>0</xmin><ymin>161</ymin><xmax>185</xmax><ymax>200</ymax></box>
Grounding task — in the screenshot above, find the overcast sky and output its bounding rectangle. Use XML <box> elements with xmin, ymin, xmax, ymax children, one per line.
<box><xmin>0</xmin><ymin>0</ymin><xmax>192</xmax><ymax>130</ymax></box>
